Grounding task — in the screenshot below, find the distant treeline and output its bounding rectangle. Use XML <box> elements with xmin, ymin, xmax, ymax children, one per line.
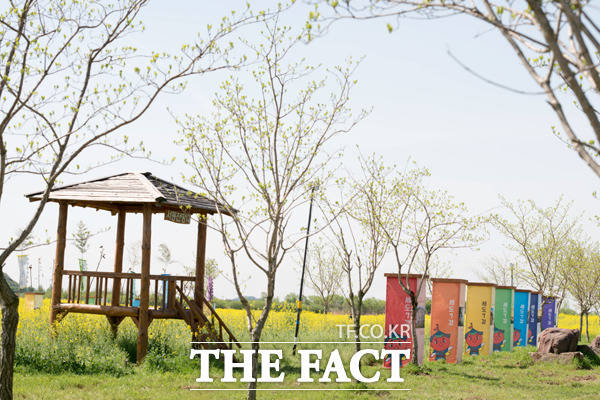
<box><xmin>212</xmin><ymin>293</ymin><xmax>402</xmax><ymax>315</ymax></box>
<box><xmin>212</xmin><ymin>294</ymin><xmax>435</xmax><ymax>315</ymax></box>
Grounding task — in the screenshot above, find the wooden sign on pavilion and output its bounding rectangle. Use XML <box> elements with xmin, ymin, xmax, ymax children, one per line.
<box><xmin>26</xmin><ymin>172</ymin><xmax>239</xmax><ymax>363</ymax></box>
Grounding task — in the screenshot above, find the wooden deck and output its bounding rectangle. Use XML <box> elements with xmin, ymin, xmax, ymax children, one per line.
<box><xmin>54</xmin><ymin>270</ymin><xmax>240</xmax><ymax>351</ymax></box>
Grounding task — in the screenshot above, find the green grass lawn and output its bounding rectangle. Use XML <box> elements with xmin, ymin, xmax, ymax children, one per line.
<box><xmin>15</xmin><ymin>305</ymin><xmax>600</xmax><ymax>399</ymax></box>
<box><xmin>14</xmin><ymin>346</ymin><xmax>600</xmax><ymax>400</ymax></box>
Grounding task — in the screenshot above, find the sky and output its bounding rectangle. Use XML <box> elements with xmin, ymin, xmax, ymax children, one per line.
<box><xmin>3</xmin><ymin>1</ymin><xmax>598</xmax><ymax>302</ymax></box>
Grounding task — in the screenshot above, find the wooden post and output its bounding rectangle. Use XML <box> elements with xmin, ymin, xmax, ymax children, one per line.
<box><xmin>167</xmin><ymin>280</ymin><xmax>176</xmax><ymax>310</ymax></box>
<box><xmin>107</xmin><ymin>316</ymin><xmax>125</xmax><ymax>338</ymax></box>
<box><xmin>111</xmin><ymin>210</ymin><xmax>126</xmax><ymax>307</ymax></box>
<box><xmin>194</xmin><ymin>213</ymin><xmax>207</xmax><ymax>304</ymax></box>
<box><xmin>137</xmin><ymin>204</ymin><xmax>152</xmax><ymax>363</ymax></box>
<box><xmin>191</xmin><ymin>214</ymin><xmax>207</xmax><ymax>347</ymax></box>
<box><xmin>50</xmin><ymin>202</ymin><xmax>68</xmax><ymax>325</ymax></box>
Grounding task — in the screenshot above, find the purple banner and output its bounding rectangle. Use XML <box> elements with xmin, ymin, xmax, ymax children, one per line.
<box><xmin>541</xmin><ymin>297</ymin><xmax>556</xmax><ymax>331</ymax></box>
<box><xmin>527</xmin><ymin>293</ymin><xmax>539</xmax><ymax>346</ymax></box>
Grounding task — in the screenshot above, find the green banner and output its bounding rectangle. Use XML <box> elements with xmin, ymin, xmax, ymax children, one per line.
<box><xmin>493</xmin><ymin>287</ymin><xmax>513</xmax><ymax>352</ymax></box>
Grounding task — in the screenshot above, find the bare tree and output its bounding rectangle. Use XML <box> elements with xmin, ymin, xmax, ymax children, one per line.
<box><xmin>365</xmin><ymin>156</ymin><xmax>482</xmax><ymax>365</ymax></box>
<box><xmin>0</xmin><ymin>1</ymin><xmax>265</xmax><ymax>396</ymax></box>
<box><xmin>320</xmin><ymin>155</ymin><xmax>392</xmax><ymax>353</ymax></box>
<box><xmin>491</xmin><ymin>196</ymin><xmax>580</xmax><ymax>309</ymax></box>
<box><xmin>72</xmin><ymin>221</ymin><xmax>91</xmax><ymax>259</ymax></box>
<box><xmin>127</xmin><ymin>241</ymin><xmax>142</xmax><ymax>272</ymax></box>
<box><xmin>184</xmin><ymin>258</ymin><xmax>219</xmax><ymax>298</ymax></box>
<box><xmin>562</xmin><ymin>237</ymin><xmax>600</xmax><ymax>342</ymax></box>
<box><xmin>312</xmin><ymin>1</ymin><xmax>600</xmax><ymax>181</ymax></box>
<box><xmin>205</xmin><ymin>258</ymin><xmax>220</xmax><ymax>280</ymax></box>
<box><xmin>176</xmin><ymin>20</ymin><xmax>363</xmax><ymax>400</ymax></box>
<box><xmin>93</xmin><ymin>245</ymin><xmax>106</xmax><ymax>272</ymax></box>
<box><xmin>156</xmin><ymin>243</ymin><xmax>176</xmax><ymax>274</ymax></box>
<box><xmin>415</xmin><ymin>253</ymin><xmax>452</xmax><ymax>296</ymax></box>
<box><xmin>477</xmin><ymin>256</ymin><xmax>524</xmax><ymax>287</ymax></box>
<box><xmin>306</xmin><ymin>241</ymin><xmax>344</xmax><ymax>314</ymax></box>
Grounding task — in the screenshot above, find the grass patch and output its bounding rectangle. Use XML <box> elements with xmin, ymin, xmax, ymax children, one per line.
<box><xmin>14</xmin><ymin>300</ymin><xmax>600</xmax><ymax>399</ymax></box>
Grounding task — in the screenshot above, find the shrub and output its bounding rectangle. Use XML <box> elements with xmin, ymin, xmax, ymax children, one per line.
<box><xmin>573</xmin><ymin>355</ymin><xmax>592</xmax><ymax>370</ymax></box>
<box><xmin>513</xmin><ymin>347</ymin><xmax>534</xmax><ymax>369</ymax></box>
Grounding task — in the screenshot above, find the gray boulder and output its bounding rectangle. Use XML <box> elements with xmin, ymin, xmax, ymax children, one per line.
<box><xmin>537</xmin><ymin>328</ymin><xmax>580</xmax><ymax>354</ymax></box>
<box><xmin>591</xmin><ymin>335</ymin><xmax>600</xmax><ymax>354</ymax></box>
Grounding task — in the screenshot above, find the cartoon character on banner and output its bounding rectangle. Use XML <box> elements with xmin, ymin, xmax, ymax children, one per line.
<box><xmin>493</xmin><ymin>326</ymin><xmax>505</xmax><ymax>352</ymax></box>
<box><xmin>429</xmin><ymin>325</ymin><xmax>452</xmax><ymax>361</ymax></box>
<box><xmin>527</xmin><ymin>328</ymin><xmax>535</xmax><ymax>346</ymax></box>
<box><xmin>465</xmin><ymin>324</ymin><xmax>484</xmax><ymax>355</ymax></box>
<box><xmin>384</xmin><ymin>331</ymin><xmax>411</xmax><ymax>367</ymax></box>
<box><xmin>513</xmin><ymin>329</ymin><xmax>521</xmax><ymax>346</ymax></box>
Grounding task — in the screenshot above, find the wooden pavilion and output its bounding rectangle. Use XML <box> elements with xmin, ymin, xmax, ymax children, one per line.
<box><xmin>26</xmin><ymin>172</ymin><xmax>239</xmax><ymax>362</ymax></box>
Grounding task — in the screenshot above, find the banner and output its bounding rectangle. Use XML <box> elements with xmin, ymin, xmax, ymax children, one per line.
<box><xmin>527</xmin><ymin>292</ymin><xmax>540</xmax><ymax>346</ymax></box>
<box><xmin>429</xmin><ymin>278</ymin><xmax>467</xmax><ymax>363</ymax></box>
<box><xmin>541</xmin><ymin>297</ymin><xmax>557</xmax><ymax>331</ymax></box>
<box><xmin>384</xmin><ymin>273</ymin><xmax>427</xmax><ymax>367</ymax></box>
<box><xmin>513</xmin><ymin>290</ymin><xmax>530</xmax><ymax>347</ymax></box>
<box><xmin>161</xmin><ymin>273</ymin><xmax>170</xmax><ymax>308</ymax></box>
<box><xmin>18</xmin><ymin>254</ymin><xmax>29</xmax><ymax>288</ymax></box>
<box><xmin>464</xmin><ymin>283</ymin><xmax>495</xmax><ymax>356</ymax></box>
<box><xmin>493</xmin><ymin>286</ymin><xmax>514</xmax><ymax>352</ymax></box>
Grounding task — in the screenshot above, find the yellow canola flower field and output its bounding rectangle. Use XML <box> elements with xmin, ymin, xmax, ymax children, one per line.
<box><xmin>555</xmin><ymin>313</ymin><xmax>600</xmax><ymax>338</ymax></box>
<box><xmin>17</xmin><ymin>299</ymin><xmax>599</xmax><ymax>344</ymax></box>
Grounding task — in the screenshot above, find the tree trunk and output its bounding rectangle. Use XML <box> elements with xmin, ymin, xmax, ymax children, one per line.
<box><xmin>579</xmin><ymin>311</ymin><xmax>584</xmax><ymax>337</ymax></box>
<box><xmin>410</xmin><ymin>293</ymin><xmax>419</xmax><ymax>366</ymax></box>
<box><xmin>585</xmin><ymin>312</ymin><xmax>589</xmax><ymax>342</ymax></box>
<box><xmin>0</xmin><ymin>271</ymin><xmax>19</xmax><ymax>400</ymax></box>
<box><xmin>556</xmin><ymin>297</ymin><xmax>564</xmax><ymax>316</ymax></box>
<box><xmin>246</xmin><ymin>282</ymin><xmax>273</xmax><ymax>400</ymax></box>
<box><xmin>353</xmin><ymin>296</ymin><xmax>363</xmax><ymax>353</ymax></box>
<box><xmin>246</xmin><ymin>331</ymin><xmax>260</xmax><ymax>400</ymax></box>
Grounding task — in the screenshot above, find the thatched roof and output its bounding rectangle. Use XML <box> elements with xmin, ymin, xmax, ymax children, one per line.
<box><xmin>26</xmin><ymin>172</ymin><xmax>230</xmax><ymax>215</ymax></box>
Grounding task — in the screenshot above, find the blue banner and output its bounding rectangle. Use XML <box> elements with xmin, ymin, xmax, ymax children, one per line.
<box><xmin>513</xmin><ymin>291</ymin><xmax>529</xmax><ymax>347</ymax></box>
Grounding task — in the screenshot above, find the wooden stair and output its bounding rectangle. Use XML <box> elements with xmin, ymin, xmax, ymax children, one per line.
<box><xmin>174</xmin><ymin>284</ymin><xmax>240</xmax><ymax>350</ymax></box>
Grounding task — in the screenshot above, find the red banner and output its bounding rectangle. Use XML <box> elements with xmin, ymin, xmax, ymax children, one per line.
<box><xmin>384</xmin><ymin>273</ymin><xmax>426</xmax><ymax>367</ymax></box>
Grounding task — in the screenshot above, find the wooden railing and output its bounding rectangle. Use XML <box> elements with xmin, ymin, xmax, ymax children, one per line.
<box><xmin>62</xmin><ymin>270</ymin><xmax>195</xmax><ymax>310</ymax></box>
<box><xmin>175</xmin><ymin>284</ymin><xmax>240</xmax><ymax>349</ymax></box>
<box><xmin>58</xmin><ymin>270</ymin><xmax>239</xmax><ymax>349</ymax></box>
<box><xmin>201</xmin><ymin>295</ymin><xmax>241</xmax><ymax>348</ymax></box>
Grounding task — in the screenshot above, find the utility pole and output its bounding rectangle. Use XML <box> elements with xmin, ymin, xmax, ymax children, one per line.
<box><xmin>292</xmin><ymin>184</ymin><xmax>318</xmax><ymax>355</ymax></box>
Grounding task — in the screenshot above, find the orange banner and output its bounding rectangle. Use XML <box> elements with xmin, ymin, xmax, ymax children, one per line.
<box><xmin>430</xmin><ymin>279</ymin><xmax>467</xmax><ymax>363</ymax></box>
